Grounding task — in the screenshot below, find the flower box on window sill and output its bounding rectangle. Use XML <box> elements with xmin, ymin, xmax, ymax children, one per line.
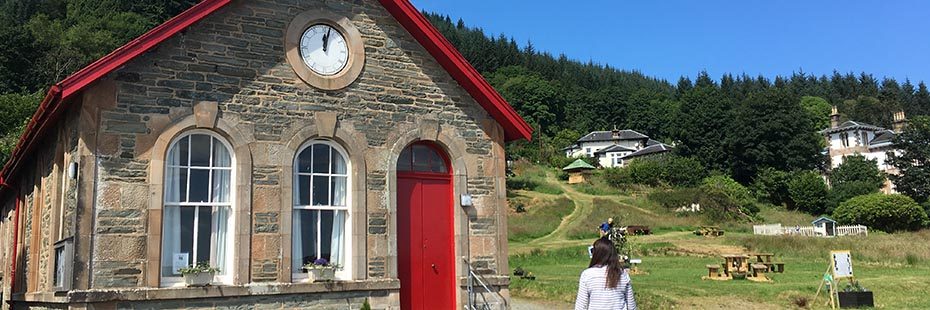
<box><xmin>182</xmin><ymin>271</ymin><xmax>216</xmax><ymax>287</ymax></box>
<box><xmin>303</xmin><ymin>268</ymin><xmax>336</xmax><ymax>283</ymax></box>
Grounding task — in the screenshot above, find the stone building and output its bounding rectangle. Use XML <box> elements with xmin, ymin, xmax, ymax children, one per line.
<box><xmin>0</xmin><ymin>0</ymin><xmax>531</xmax><ymax>309</ymax></box>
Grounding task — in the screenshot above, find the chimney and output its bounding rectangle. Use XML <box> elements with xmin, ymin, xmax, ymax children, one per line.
<box><xmin>830</xmin><ymin>106</ymin><xmax>840</xmax><ymax>128</ymax></box>
<box><xmin>893</xmin><ymin>111</ymin><xmax>908</xmax><ymax>133</ymax></box>
<box><xmin>611</xmin><ymin>125</ymin><xmax>620</xmax><ymax>139</ymax></box>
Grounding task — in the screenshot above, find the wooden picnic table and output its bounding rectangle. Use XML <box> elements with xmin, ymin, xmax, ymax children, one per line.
<box><xmin>721</xmin><ymin>254</ymin><xmax>750</xmax><ymax>275</ymax></box>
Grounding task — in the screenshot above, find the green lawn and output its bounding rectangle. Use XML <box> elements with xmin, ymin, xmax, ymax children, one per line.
<box><xmin>510</xmin><ymin>234</ymin><xmax>930</xmax><ymax>309</ymax></box>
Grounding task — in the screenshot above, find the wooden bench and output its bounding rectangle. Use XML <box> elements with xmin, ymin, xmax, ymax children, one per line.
<box><xmin>772</xmin><ymin>262</ymin><xmax>785</xmax><ymax>273</ymax></box>
<box><xmin>706</xmin><ymin>264</ymin><xmax>721</xmax><ymax>278</ymax></box>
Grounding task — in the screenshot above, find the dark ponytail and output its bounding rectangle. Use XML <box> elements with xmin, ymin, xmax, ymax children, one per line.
<box><xmin>589</xmin><ymin>237</ymin><xmax>623</xmax><ymax>289</ymax></box>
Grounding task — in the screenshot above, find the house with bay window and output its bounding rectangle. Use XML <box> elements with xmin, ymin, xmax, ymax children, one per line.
<box><xmin>0</xmin><ymin>0</ymin><xmax>531</xmax><ymax>309</ymax></box>
<box><xmin>822</xmin><ymin>107</ymin><xmax>905</xmax><ymax>193</ymax></box>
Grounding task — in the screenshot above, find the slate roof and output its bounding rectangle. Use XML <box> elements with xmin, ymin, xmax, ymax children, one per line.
<box><xmin>869</xmin><ymin>130</ymin><xmax>895</xmax><ymax>146</ymax></box>
<box><xmin>821</xmin><ymin>121</ymin><xmax>886</xmax><ymax>134</ymax></box>
<box><xmin>593</xmin><ymin>144</ymin><xmax>636</xmax><ymax>156</ymax></box>
<box><xmin>620</xmin><ymin>143</ymin><xmax>674</xmax><ymax>160</ymax></box>
<box><xmin>811</xmin><ymin>216</ymin><xmax>836</xmax><ymax>225</ymax></box>
<box><xmin>562</xmin><ymin>159</ymin><xmax>596</xmax><ymax>171</ymax></box>
<box><xmin>577</xmin><ymin>130</ymin><xmax>649</xmax><ymax>143</ymax></box>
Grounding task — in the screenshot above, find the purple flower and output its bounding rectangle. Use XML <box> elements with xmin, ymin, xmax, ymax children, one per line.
<box><xmin>313</xmin><ymin>258</ymin><xmax>329</xmax><ymax>266</ymax></box>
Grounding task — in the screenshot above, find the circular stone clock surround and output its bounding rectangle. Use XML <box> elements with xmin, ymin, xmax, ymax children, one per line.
<box><xmin>285</xmin><ymin>10</ymin><xmax>365</xmax><ymax>90</ymax></box>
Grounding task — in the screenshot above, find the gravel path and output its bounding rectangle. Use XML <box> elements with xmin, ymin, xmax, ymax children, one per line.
<box><xmin>511</xmin><ymin>297</ymin><xmax>573</xmax><ymax>310</ymax></box>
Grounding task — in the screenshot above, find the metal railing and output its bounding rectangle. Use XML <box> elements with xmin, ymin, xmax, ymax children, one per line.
<box><xmin>464</xmin><ymin>259</ymin><xmax>506</xmax><ymax>310</ymax></box>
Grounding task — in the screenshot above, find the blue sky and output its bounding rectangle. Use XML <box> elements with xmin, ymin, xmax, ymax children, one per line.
<box><xmin>412</xmin><ymin>0</ymin><xmax>930</xmax><ymax>84</ymax></box>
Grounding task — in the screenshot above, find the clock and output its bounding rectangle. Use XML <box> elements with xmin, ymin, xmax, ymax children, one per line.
<box><xmin>300</xmin><ymin>24</ymin><xmax>349</xmax><ymax>76</ymax></box>
<box><xmin>286</xmin><ymin>11</ymin><xmax>365</xmax><ymax>90</ymax></box>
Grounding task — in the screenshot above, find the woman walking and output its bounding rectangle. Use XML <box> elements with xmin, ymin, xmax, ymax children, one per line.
<box><xmin>574</xmin><ymin>237</ymin><xmax>637</xmax><ymax>310</ymax></box>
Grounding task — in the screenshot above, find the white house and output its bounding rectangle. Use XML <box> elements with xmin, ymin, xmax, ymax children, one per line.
<box><xmin>821</xmin><ymin>107</ymin><xmax>905</xmax><ymax>193</ymax></box>
<box><xmin>564</xmin><ymin>128</ymin><xmax>673</xmax><ymax>168</ymax></box>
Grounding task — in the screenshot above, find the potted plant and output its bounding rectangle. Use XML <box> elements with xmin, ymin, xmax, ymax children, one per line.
<box><xmin>838</xmin><ymin>281</ymin><xmax>873</xmax><ymax>308</ymax></box>
<box><xmin>303</xmin><ymin>258</ymin><xmax>341</xmax><ymax>282</ymax></box>
<box><xmin>178</xmin><ymin>262</ymin><xmax>220</xmax><ymax>287</ymax></box>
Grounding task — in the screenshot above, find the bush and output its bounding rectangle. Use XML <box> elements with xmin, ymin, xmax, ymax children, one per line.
<box><xmin>603</xmin><ymin>155</ymin><xmax>705</xmax><ymax>187</ymax></box>
<box><xmin>787</xmin><ymin>170</ymin><xmax>828</xmax><ymax>214</ymax></box>
<box><xmin>827</xmin><ymin>180</ymin><xmax>880</xmax><ymax>213</ymax></box>
<box><xmin>750</xmin><ymin>168</ymin><xmax>791</xmax><ymax>206</ymax></box>
<box><xmin>700</xmin><ymin>175</ymin><xmax>759</xmax><ymax>216</ymax></box>
<box><xmin>829</xmin><ymin>155</ymin><xmax>885</xmax><ymax>191</ymax></box>
<box><xmin>648</xmin><ymin>188</ymin><xmax>705</xmax><ymax>210</ymax></box>
<box><xmin>833</xmin><ymin>193</ymin><xmax>929</xmax><ymax>232</ymax></box>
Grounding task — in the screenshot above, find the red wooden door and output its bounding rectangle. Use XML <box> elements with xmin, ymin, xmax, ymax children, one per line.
<box><xmin>397</xmin><ymin>143</ymin><xmax>454</xmax><ymax>309</ymax></box>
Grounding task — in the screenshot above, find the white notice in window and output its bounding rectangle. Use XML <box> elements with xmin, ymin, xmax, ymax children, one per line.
<box><xmin>173</xmin><ymin>253</ymin><xmax>189</xmax><ymax>274</ymax></box>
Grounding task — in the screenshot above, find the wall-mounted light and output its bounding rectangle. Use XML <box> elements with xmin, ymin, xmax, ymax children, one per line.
<box><xmin>460</xmin><ymin>194</ymin><xmax>473</xmax><ymax>207</ymax></box>
<box><xmin>68</xmin><ymin>162</ymin><xmax>78</xmax><ymax>180</ymax></box>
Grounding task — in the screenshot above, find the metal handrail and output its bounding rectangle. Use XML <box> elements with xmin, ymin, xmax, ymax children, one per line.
<box><xmin>464</xmin><ymin>258</ymin><xmax>506</xmax><ymax>310</ymax></box>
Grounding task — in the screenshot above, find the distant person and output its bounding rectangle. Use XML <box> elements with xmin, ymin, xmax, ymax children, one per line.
<box><xmin>599</xmin><ymin>217</ymin><xmax>614</xmax><ymax>237</ymax></box>
<box><xmin>575</xmin><ymin>237</ymin><xmax>637</xmax><ymax>310</ymax></box>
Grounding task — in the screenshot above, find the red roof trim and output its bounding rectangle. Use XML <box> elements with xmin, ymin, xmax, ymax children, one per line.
<box><xmin>0</xmin><ymin>0</ymin><xmax>531</xmax><ymax>188</ymax></box>
<box><xmin>379</xmin><ymin>0</ymin><xmax>532</xmax><ymax>142</ymax></box>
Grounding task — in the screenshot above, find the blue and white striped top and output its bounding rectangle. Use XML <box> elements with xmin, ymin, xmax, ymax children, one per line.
<box><xmin>574</xmin><ymin>266</ymin><xmax>637</xmax><ymax>310</ymax></box>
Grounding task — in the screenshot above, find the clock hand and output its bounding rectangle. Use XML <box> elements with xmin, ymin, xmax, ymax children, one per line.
<box><xmin>323</xmin><ymin>28</ymin><xmax>331</xmax><ymax>53</ymax></box>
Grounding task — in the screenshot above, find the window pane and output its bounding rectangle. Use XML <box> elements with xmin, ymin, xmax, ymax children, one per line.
<box><xmin>212</xmin><ymin>206</ymin><xmax>230</xmax><ymax>275</ymax></box>
<box><xmin>165</xmin><ymin>167</ymin><xmax>184</xmax><ymax>203</ymax></box>
<box><xmin>196</xmin><ymin>207</ymin><xmax>213</xmax><ymax>265</ymax></box>
<box><xmin>331</xmin><ymin>176</ymin><xmax>346</xmax><ymax>207</ymax></box>
<box><xmin>293</xmin><ymin>210</ymin><xmax>318</xmax><ymax>268</ymax></box>
<box><xmin>412</xmin><ymin>145</ymin><xmax>431</xmax><ymax>172</ymax></box>
<box><xmin>320</xmin><ymin>210</ymin><xmax>334</xmax><ymax>262</ymax></box>
<box><xmin>297</xmin><ymin>175</ymin><xmax>311</xmax><ymax>206</ymax></box>
<box><xmin>427</xmin><ymin>148</ymin><xmax>447</xmax><ymax>173</ymax></box>
<box><xmin>54</xmin><ymin>247</ymin><xmax>65</xmax><ymax>287</ymax></box>
<box><xmin>190</xmin><ymin>134</ymin><xmax>211</xmax><ymax>166</ymax></box>
<box><xmin>178</xmin><ymin>136</ymin><xmax>189</xmax><ymax>166</ymax></box>
<box><xmin>179</xmin><ymin>168</ymin><xmax>188</xmax><ymax>202</ymax></box>
<box><xmin>189</xmin><ymin>169</ymin><xmax>210</xmax><ymax>203</ymax></box>
<box><xmin>297</xmin><ymin>148</ymin><xmax>313</xmax><ymax>173</ymax></box>
<box><xmin>397</xmin><ymin>149</ymin><xmax>412</xmax><ymax>171</ymax></box>
<box><xmin>331</xmin><ymin>148</ymin><xmax>346</xmax><ymax>175</ymax></box>
<box><xmin>211</xmin><ymin>169</ymin><xmax>230</xmax><ymax>203</ymax></box>
<box><xmin>312</xmin><ymin>176</ymin><xmax>329</xmax><ymax>206</ymax></box>
<box><xmin>161</xmin><ymin>206</ymin><xmax>195</xmax><ymax>276</ymax></box>
<box><xmin>312</xmin><ymin>144</ymin><xmax>330</xmax><ymax>173</ymax></box>
<box><xmin>213</xmin><ymin>138</ymin><xmax>231</xmax><ymax>168</ymax></box>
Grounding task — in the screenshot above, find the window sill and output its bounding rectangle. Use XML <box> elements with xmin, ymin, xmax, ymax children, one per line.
<box><xmin>15</xmin><ymin>279</ymin><xmax>400</xmax><ymax>304</ymax></box>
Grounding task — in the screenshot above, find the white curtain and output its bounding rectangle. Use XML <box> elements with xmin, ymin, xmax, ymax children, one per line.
<box><xmin>212</xmin><ymin>206</ymin><xmax>228</xmax><ymax>275</ymax></box>
<box><xmin>331</xmin><ymin>210</ymin><xmax>345</xmax><ymax>268</ymax></box>
<box><xmin>211</xmin><ymin>139</ymin><xmax>231</xmax><ymax>275</ymax></box>
<box><xmin>162</xmin><ymin>144</ymin><xmax>183</xmax><ymax>276</ymax></box>
<box><xmin>292</xmin><ymin>211</ymin><xmax>304</xmax><ymax>271</ymax></box>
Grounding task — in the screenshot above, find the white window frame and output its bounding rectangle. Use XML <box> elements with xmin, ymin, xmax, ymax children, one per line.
<box><xmin>292</xmin><ymin>139</ymin><xmax>352</xmax><ymax>282</ymax></box>
<box><xmin>160</xmin><ymin>130</ymin><xmax>236</xmax><ymax>287</ymax></box>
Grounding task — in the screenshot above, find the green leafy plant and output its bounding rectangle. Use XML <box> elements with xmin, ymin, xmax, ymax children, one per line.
<box><xmin>833</xmin><ymin>193</ymin><xmax>929</xmax><ymax>232</ymax></box>
<box><xmin>303</xmin><ymin>258</ymin><xmax>342</xmax><ymax>270</ymax></box>
<box><xmin>177</xmin><ymin>261</ymin><xmax>220</xmax><ymax>275</ymax></box>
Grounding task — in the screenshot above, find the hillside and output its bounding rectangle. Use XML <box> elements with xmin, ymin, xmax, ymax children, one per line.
<box><xmin>507</xmin><ymin>163</ymin><xmax>930</xmax><ymax>309</ymax></box>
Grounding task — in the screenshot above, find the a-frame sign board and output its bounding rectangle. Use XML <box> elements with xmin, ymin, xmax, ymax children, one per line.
<box><xmin>814</xmin><ymin>250</ymin><xmax>855</xmax><ymax>310</ymax></box>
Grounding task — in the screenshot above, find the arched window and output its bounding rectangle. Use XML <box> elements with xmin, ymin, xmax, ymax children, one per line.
<box><xmin>293</xmin><ymin>140</ymin><xmax>350</xmax><ymax>280</ymax></box>
<box><xmin>161</xmin><ymin>131</ymin><xmax>234</xmax><ymax>286</ymax></box>
<box><xmin>397</xmin><ymin>143</ymin><xmax>448</xmax><ymax>174</ymax></box>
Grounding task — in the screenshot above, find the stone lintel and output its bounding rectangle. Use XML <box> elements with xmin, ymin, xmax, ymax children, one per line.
<box><xmin>419</xmin><ymin>118</ymin><xmax>440</xmax><ymax>141</ymax></box>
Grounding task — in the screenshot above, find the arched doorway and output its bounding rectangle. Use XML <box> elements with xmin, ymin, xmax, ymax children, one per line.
<box><xmin>396</xmin><ymin>142</ymin><xmax>455</xmax><ymax>309</ymax></box>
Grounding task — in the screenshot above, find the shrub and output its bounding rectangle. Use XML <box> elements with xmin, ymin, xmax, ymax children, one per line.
<box><xmin>750</xmin><ymin>168</ymin><xmax>791</xmax><ymax>206</ymax></box>
<box><xmin>648</xmin><ymin>188</ymin><xmax>705</xmax><ymax>210</ymax></box>
<box><xmin>833</xmin><ymin>193</ymin><xmax>929</xmax><ymax>232</ymax></box>
<box><xmin>701</xmin><ymin>175</ymin><xmax>759</xmax><ymax>216</ymax></box>
<box><xmin>829</xmin><ymin>155</ymin><xmax>885</xmax><ymax>191</ymax></box>
<box><xmin>827</xmin><ymin>180</ymin><xmax>880</xmax><ymax>213</ymax></box>
<box><xmin>787</xmin><ymin>170</ymin><xmax>828</xmax><ymax>214</ymax></box>
<box><xmin>602</xmin><ymin>155</ymin><xmax>705</xmax><ymax>187</ymax></box>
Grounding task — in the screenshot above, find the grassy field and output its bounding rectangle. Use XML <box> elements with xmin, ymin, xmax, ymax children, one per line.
<box><xmin>507</xmin><ymin>163</ymin><xmax>930</xmax><ymax>309</ymax></box>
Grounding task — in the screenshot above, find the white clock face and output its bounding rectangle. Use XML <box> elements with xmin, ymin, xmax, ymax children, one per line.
<box><xmin>299</xmin><ymin>24</ymin><xmax>349</xmax><ymax>76</ymax></box>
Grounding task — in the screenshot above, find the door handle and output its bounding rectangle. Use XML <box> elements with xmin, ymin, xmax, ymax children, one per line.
<box><xmin>431</xmin><ymin>264</ymin><xmax>437</xmax><ymax>271</ymax></box>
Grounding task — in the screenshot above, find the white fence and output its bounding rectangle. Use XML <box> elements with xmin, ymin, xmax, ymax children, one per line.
<box><xmin>752</xmin><ymin>223</ymin><xmax>868</xmax><ymax>237</ymax></box>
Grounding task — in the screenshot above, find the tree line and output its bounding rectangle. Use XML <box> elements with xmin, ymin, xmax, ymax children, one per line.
<box><xmin>424</xmin><ymin>13</ymin><xmax>930</xmax><ymax>184</ymax></box>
